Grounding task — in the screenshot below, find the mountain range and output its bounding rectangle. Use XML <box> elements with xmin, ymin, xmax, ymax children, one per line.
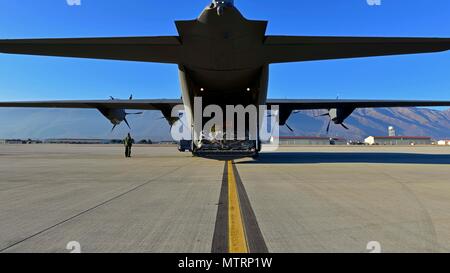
<box><xmin>280</xmin><ymin>107</ymin><xmax>450</xmax><ymax>140</ymax></box>
<box><xmin>0</xmin><ymin>107</ymin><xmax>449</xmax><ymax>141</ymax></box>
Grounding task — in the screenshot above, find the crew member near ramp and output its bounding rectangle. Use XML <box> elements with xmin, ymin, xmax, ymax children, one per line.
<box><xmin>124</xmin><ymin>133</ymin><xmax>134</xmax><ymax>158</ymax></box>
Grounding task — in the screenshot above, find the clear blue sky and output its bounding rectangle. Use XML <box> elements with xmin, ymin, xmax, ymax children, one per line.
<box><xmin>0</xmin><ymin>0</ymin><xmax>449</xmax><ymax>102</ymax></box>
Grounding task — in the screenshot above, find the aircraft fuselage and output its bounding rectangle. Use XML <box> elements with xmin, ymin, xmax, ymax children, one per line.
<box><xmin>176</xmin><ymin>5</ymin><xmax>270</xmax><ymax>150</ymax></box>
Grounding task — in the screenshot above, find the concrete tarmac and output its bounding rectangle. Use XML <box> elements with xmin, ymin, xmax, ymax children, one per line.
<box><xmin>0</xmin><ymin>144</ymin><xmax>450</xmax><ymax>253</ymax></box>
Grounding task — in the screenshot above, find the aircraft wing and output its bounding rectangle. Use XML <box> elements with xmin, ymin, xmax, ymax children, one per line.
<box><xmin>2</xmin><ymin>98</ymin><xmax>449</xmax><ymax>111</ymax></box>
<box><xmin>266</xmin><ymin>99</ymin><xmax>450</xmax><ymax>126</ymax></box>
<box><xmin>267</xmin><ymin>99</ymin><xmax>450</xmax><ymax>110</ymax></box>
<box><xmin>1</xmin><ymin>98</ymin><xmax>449</xmax><ymax>128</ymax></box>
<box><xmin>0</xmin><ymin>99</ymin><xmax>183</xmax><ymax>111</ymax></box>
<box><xmin>0</xmin><ymin>36</ymin><xmax>182</xmax><ymax>63</ymax></box>
<box><xmin>264</xmin><ymin>36</ymin><xmax>450</xmax><ymax>63</ymax></box>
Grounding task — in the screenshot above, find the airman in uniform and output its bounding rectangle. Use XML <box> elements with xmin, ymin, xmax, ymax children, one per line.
<box><xmin>124</xmin><ymin>133</ymin><xmax>133</xmax><ymax>158</ymax></box>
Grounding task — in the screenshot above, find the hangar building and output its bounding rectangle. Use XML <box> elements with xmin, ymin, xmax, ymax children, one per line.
<box><xmin>364</xmin><ymin>136</ymin><xmax>431</xmax><ymax>145</ymax></box>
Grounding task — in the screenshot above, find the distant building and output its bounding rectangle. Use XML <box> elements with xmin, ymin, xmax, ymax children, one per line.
<box><xmin>364</xmin><ymin>136</ymin><xmax>432</xmax><ymax>145</ymax></box>
<box><xmin>0</xmin><ymin>139</ymin><xmax>24</xmax><ymax>144</ymax></box>
<box><xmin>156</xmin><ymin>141</ymin><xmax>178</xmax><ymax>145</ymax></box>
<box><xmin>388</xmin><ymin>126</ymin><xmax>396</xmax><ymax>137</ymax></box>
<box><xmin>278</xmin><ymin>136</ymin><xmax>347</xmax><ymax>146</ymax></box>
<box><xmin>437</xmin><ymin>140</ymin><xmax>450</xmax><ymax>146</ymax></box>
<box><xmin>43</xmin><ymin>139</ymin><xmax>112</xmax><ymax>144</ymax></box>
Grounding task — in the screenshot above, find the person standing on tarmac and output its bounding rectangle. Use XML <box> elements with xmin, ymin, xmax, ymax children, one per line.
<box><xmin>123</xmin><ymin>133</ymin><xmax>134</xmax><ymax>158</ymax></box>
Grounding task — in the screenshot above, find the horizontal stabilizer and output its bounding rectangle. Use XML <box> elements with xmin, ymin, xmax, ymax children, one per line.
<box><xmin>264</xmin><ymin>36</ymin><xmax>450</xmax><ymax>63</ymax></box>
<box><xmin>0</xmin><ymin>36</ymin><xmax>182</xmax><ymax>63</ymax></box>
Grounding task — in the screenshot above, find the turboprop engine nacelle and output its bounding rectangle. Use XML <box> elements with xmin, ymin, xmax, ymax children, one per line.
<box><xmin>328</xmin><ymin>107</ymin><xmax>355</xmax><ymax>125</ymax></box>
<box><xmin>319</xmin><ymin>107</ymin><xmax>355</xmax><ymax>132</ymax></box>
<box><xmin>98</xmin><ymin>95</ymin><xmax>143</xmax><ymax>132</ymax></box>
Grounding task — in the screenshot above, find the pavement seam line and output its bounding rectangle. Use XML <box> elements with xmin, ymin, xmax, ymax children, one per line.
<box><xmin>0</xmin><ymin>162</ymin><xmax>193</xmax><ymax>252</ymax></box>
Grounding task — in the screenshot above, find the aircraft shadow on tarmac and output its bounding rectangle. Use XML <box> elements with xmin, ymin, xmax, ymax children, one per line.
<box><xmin>238</xmin><ymin>152</ymin><xmax>450</xmax><ymax>165</ymax></box>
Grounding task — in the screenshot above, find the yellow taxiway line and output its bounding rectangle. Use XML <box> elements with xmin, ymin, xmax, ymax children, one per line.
<box><xmin>227</xmin><ymin>160</ymin><xmax>249</xmax><ymax>253</ymax></box>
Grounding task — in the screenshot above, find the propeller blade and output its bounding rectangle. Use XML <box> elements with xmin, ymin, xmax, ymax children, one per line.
<box><xmin>341</xmin><ymin>123</ymin><xmax>349</xmax><ymax>130</ymax></box>
<box><xmin>326</xmin><ymin>120</ymin><xmax>331</xmax><ymax>133</ymax></box>
<box><xmin>315</xmin><ymin>113</ymin><xmax>330</xmax><ymax>118</ymax></box>
<box><xmin>126</xmin><ymin>112</ymin><xmax>143</xmax><ymax>115</ymax></box>
<box><xmin>129</xmin><ymin>94</ymin><xmax>133</xmax><ymax>100</ymax></box>
<box><xmin>285</xmin><ymin>123</ymin><xmax>294</xmax><ymax>132</ymax></box>
<box><xmin>124</xmin><ymin>118</ymin><xmax>131</xmax><ymax>129</ymax></box>
<box><xmin>110</xmin><ymin>96</ymin><xmax>115</xmax><ymax>100</ymax></box>
<box><xmin>111</xmin><ymin>124</ymin><xmax>117</xmax><ymax>132</ymax></box>
<box><xmin>314</xmin><ymin>112</ymin><xmax>330</xmax><ymax>118</ymax></box>
<box><xmin>177</xmin><ymin>118</ymin><xmax>186</xmax><ymax>128</ymax></box>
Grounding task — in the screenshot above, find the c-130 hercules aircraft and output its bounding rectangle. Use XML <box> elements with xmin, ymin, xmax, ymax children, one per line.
<box><xmin>0</xmin><ymin>0</ymin><xmax>450</xmax><ymax>157</ymax></box>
